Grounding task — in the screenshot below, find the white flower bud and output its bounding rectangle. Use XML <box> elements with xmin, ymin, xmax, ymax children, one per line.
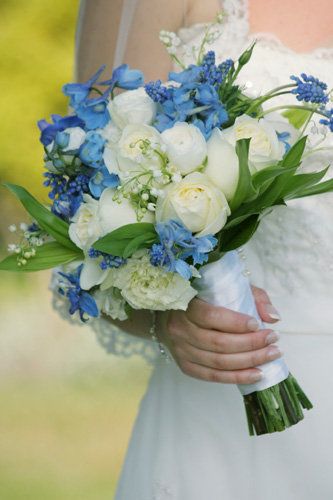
<box><xmin>8</xmin><ymin>224</ymin><xmax>17</xmax><ymax>232</ymax></box>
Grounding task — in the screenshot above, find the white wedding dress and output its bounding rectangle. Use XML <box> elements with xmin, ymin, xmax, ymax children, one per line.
<box><xmin>54</xmin><ymin>1</ymin><xmax>333</xmax><ymax>498</ymax></box>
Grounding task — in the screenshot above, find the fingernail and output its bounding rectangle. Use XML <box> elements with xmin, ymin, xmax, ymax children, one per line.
<box><xmin>250</xmin><ymin>370</ymin><xmax>263</xmax><ymax>382</ymax></box>
<box><xmin>266</xmin><ymin>331</ymin><xmax>280</xmax><ymax>345</ymax></box>
<box><xmin>267</xmin><ymin>345</ymin><xmax>283</xmax><ymax>360</ymax></box>
<box><xmin>265</xmin><ymin>304</ymin><xmax>281</xmax><ymax>321</ymax></box>
<box><xmin>247</xmin><ymin>318</ymin><xmax>259</xmax><ymax>331</ymax></box>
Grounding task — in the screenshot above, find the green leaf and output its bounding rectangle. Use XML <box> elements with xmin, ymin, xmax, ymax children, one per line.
<box><xmin>3</xmin><ymin>183</ymin><xmax>77</xmax><ymax>251</ymax></box>
<box><xmin>93</xmin><ymin>223</ymin><xmax>157</xmax><ymax>257</ymax></box>
<box><xmin>252</xmin><ymin>165</ymin><xmax>298</xmax><ymax>190</ymax></box>
<box><xmin>280</xmin><ymin>136</ymin><xmax>307</xmax><ymax>168</ymax></box>
<box><xmin>0</xmin><ymin>242</ymin><xmax>83</xmax><ymax>272</ymax></box>
<box><xmin>219</xmin><ymin>215</ymin><xmax>260</xmax><ymax>252</ymax></box>
<box><xmin>280</xmin><ymin>167</ymin><xmax>329</xmax><ymax>199</ymax></box>
<box><xmin>230</xmin><ymin>139</ymin><xmax>257</xmax><ymax>211</ymax></box>
<box><xmin>282</xmin><ymin>109</ymin><xmax>312</xmax><ymax>129</ymax></box>
<box><xmin>123</xmin><ymin>232</ymin><xmax>158</xmax><ymax>258</ymax></box>
<box><xmin>291</xmin><ymin>178</ymin><xmax>333</xmax><ymax>199</ymax></box>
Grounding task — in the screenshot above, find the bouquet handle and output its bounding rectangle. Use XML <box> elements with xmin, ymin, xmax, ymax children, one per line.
<box><xmin>194</xmin><ymin>251</ymin><xmax>313</xmax><ymax>435</ymax></box>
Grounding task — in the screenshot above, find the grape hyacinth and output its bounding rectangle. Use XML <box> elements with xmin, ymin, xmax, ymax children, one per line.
<box><xmin>290</xmin><ymin>73</ymin><xmax>329</xmax><ymax>104</ymax></box>
<box><xmin>201</xmin><ymin>51</ymin><xmax>234</xmax><ymax>86</ymax></box>
<box><xmin>320</xmin><ymin>108</ymin><xmax>333</xmax><ymax>132</ymax></box>
<box><xmin>88</xmin><ymin>248</ymin><xmax>125</xmax><ymax>270</ymax></box>
<box><xmin>144</xmin><ymin>80</ymin><xmax>173</xmax><ymax>103</ymax></box>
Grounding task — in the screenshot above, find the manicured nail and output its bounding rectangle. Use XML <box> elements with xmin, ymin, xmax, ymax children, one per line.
<box><xmin>267</xmin><ymin>345</ymin><xmax>283</xmax><ymax>360</ymax></box>
<box><xmin>266</xmin><ymin>331</ymin><xmax>280</xmax><ymax>345</ymax></box>
<box><xmin>247</xmin><ymin>318</ymin><xmax>259</xmax><ymax>331</ymax></box>
<box><xmin>265</xmin><ymin>304</ymin><xmax>281</xmax><ymax>321</ymax></box>
<box><xmin>250</xmin><ymin>370</ymin><xmax>263</xmax><ymax>382</ymax></box>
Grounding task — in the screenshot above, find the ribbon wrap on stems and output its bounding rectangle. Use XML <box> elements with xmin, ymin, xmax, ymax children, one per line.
<box><xmin>193</xmin><ymin>250</ymin><xmax>289</xmax><ymax>396</ymax></box>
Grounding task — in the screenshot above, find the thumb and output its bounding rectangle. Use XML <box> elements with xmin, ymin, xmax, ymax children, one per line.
<box><xmin>251</xmin><ymin>285</ymin><xmax>281</xmax><ymax>324</ymax></box>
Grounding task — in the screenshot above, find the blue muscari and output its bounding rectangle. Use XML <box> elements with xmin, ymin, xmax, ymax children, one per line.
<box><xmin>58</xmin><ymin>265</ymin><xmax>99</xmax><ymax>322</ymax></box>
<box><xmin>290</xmin><ymin>73</ymin><xmax>329</xmax><ymax>104</ymax></box>
<box><xmin>320</xmin><ymin>108</ymin><xmax>333</xmax><ymax>132</ymax></box>
<box><xmin>150</xmin><ymin>220</ymin><xmax>217</xmax><ymax>280</ymax></box>
<box><xmin>44</xmin><ymin>172</ymin><xmax>90</xmax><ymax>219</ymax></box>
<box><xmin>88</xmin><ymin>248</ymin><xmax>125</xmax><ymax>270</ymax></box>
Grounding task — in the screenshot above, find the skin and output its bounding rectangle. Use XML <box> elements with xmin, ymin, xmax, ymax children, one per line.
<box><xmin>76</xmin><ymin>0</ymin><xmax>332</xmax><ymax>384</ymax></box>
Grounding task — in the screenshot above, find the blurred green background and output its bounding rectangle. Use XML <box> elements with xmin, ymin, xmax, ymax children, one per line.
<box><xmin>0</xmin><ymin>1</ymin><xmax>150</xmax><ymax>498</ymax></box>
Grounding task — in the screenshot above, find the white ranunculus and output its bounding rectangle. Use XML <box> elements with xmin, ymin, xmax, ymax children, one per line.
<box><xmin>161</xmin><ymin>122</ymin><xmax>207</xmax><ymax>175</ymax></box>
<box><xmin>117</xmin><ymin>123</ymin><xmax>164</xmax><ymax>174</ymax></box>
<box><xmin>265</xmin><ymin>112</ymin><xmax>299</xmax><ymax>149</ymax></box>
<box><xmin>111</xmin><ymin>251</ymin><xmax>197</xmax><ymax>311</ymax></box>
<box><xmin>68</xmin><ymin>194</ymin><xmax>104</xmax><ymax>250</ymax></box>
<box><xmin>98</xmin><ymin>187</ymin><xmax>154</xmax><ymax>234</ymax></box>
<box><xmin>93</xmin><ymin>288</ymin><xmax>128</xmax><ymax>320</ymax></box>
<box><xmin>62</xmin><ymin>126</ymin><xmax>86</xmax><ymax>152</ymax></box>
<box><xmin>108</xmin><ymin>87</ymin><xmax>157</xmax><ymax>129</ymax></box>
<box><xmin>205</xmin><ymin>127</ymin><xmax>240</xmax><ymax>201</ymax></box>
<box><xmin>222</xmin><ymin>115</ymin><xmax>285</xmax><ymax>172</ymax></box>
<box><xmin>156</xmin><ymin>172</ymin><xmax>230</xmax><ymax>236</ymax></box>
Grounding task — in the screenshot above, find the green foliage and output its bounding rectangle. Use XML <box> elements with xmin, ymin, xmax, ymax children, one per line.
<box><xmin>229</xmin><ymin>139</ymin><xmax>256</xmax><ymax>211</ymax></box>
<box><xmin>282</xmin><ymin>108</ymin><xmax>312</xmax><ymax>129</ymax></box>
<box><xmin>0</xmin><ymin>242</ymin><xmax>82</xmax><ymax>272</ymax></box>
<box><xmin>4</xmin><ymin>183</ymin><xmax>77</xmax><ymax>251</ymax></box>
<box><xmin>93</xmin><ymin>223</ymin><xmax>158</xmax><ymax>258</ymax></box>
<box><xmin>218</xmin><ymin>136</ymin><xmax>333</xmax><ymax>251</ymax></box>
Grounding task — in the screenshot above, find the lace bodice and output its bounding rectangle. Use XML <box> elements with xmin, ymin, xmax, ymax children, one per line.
<box><xmin>175</xmin><ymin>0</ymin><xmax>333</xmax><ymax>336</ymax></box>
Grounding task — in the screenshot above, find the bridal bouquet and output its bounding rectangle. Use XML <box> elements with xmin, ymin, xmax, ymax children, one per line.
<box><xmin>2</xmin><ymin>19</ymin><xmax>333</xmax><ymax>435</ymax></box>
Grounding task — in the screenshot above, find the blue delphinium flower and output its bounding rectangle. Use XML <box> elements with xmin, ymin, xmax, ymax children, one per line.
<box><xmin>100</xmin><ymin>64</ymin><xmax>144</xmax><ymax>90</ymax></box>
<box><xmin>62</xmin><ymin>65</ymin><xmax>106</xmax><ymax>107</ymax></box>
<box><xmin>74</xmin><ymin>90</ymin><xmax>111</xmax><ymax>130</ymax></box>
<box><xmin>38</xmin><ymin>115</ymin><xmax>85</xmax><ymax>147</ymax></box>
<box><xmin>290</xmin><ymin>73</ymin><xmax>329</xmax><ymax>104</ymax></box>
<box><xmin>276</xmin><ymin>131</ymin><xmax>292</xmax><ymax>153</ymax></box>
<box><xmin>89</xmin><ymin>167</ymin><xmax>120</xmax><ymax>198</ymax></box>
<box><xmin>150</xmin><ymin>220</ymin><xmax>217</xmax><ymax>279</ymax></box>
<box><xmin>58</xmin><ymin>265</ymin><xmax>99</xmax><ymax>322</ymax></box>
<box><xmin>320</xmin><ymin>108</ymin><xmax>333</xmax><ymax>132</ymax></box>
<box><xmin>88</xmin><ymin>248</ymin><xmax>125</xmax><ymax>270</ymax></box>
<box><xmin>79</xmin><ymin>132</ymin><xmax>106</xmax><ymax>168</ymax></box>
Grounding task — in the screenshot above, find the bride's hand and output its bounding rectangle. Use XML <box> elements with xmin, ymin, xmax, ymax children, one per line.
<box><xmin>159</xmin><ymin>286</ymin><xmax>282</xmax><ymax>384</ymax></box>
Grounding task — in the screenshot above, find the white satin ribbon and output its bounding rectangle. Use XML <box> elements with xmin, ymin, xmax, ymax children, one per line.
<box><xmin>194</xmin><ymin>251</ymin><xmax>289</xmax><ymax>396</ymax></box>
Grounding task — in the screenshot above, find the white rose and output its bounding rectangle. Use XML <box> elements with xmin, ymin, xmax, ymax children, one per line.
<box><xmin>108</xmin><ymin>88</ymin><xmax>157</xmax><ymax>129</ymax></box>
<box><xmin>205</xmin><ymin>127</ymin><xmax>239</xmax><ymax>201</ymax></box>
<box><xmin>111</xmin><ymin>251</ymin><xmax>197</xmax><ymax>311</ymax></box>
<box><xmin>222</xmin><ymin>115</ymin><xmax>285</xmax><ymax>172</ymax></box>
<box><xmin>98</xmin><ymin>187</ymin><xmax>154</xmax><ymax>234</ymax></box>
<box><xmin>80</xmin><ymin>257</ymin><xmax>109</xmax><ymax>290</ymax></box>
<box><xmin>117</xmin><ymin>124</ymin><xmax>164</xmax><ymax>174</ymax></box>
<box><xmin>68</xmin><ymin>194</ymin><xmax>103</xmax><ymax>250</ymax></box>
<box><xmin>62</xmin><ymin>126</ymin><xmax>86</xmax><ymax>152</ymax></box>
<box><xmin>161</xmin><ymin>122</ymin><xmax>207</xmax><ymax>175</ymax></box>
<box><xmin>93</xmin><ymin>288</ymin><xmax>128</xmax><ymax>320</ymax></box>
<box><xmin>156</xmin><ymin>172</ymin><xmax>230</xmax><ymax>236</ymax></box>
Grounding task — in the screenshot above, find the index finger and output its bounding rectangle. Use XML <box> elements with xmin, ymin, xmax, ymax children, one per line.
<box><xmin>187</xmin><ymin>298</ymin><xmax>260</xmax><ymax>334</ymax></box>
